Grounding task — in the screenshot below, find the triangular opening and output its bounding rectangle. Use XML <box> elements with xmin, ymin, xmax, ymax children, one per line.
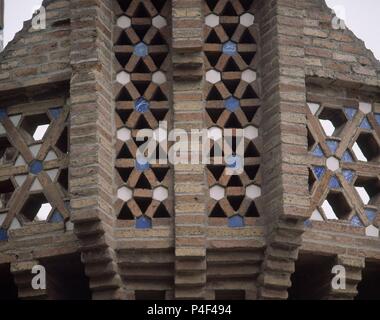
<box><xmin>117</xmin><ymin>0</ymin><xmax>132</xmax><ymax>12</ymax></box>
<box><xmin>207</xmin><ymin>87</ymin><xmax>223</xmax><ymax>101</ymax></box>
<box><xmin>152</xmin><ymin>167</ymin><xmax>169</xmax><ymax>182</ymax></box>
<box><xmin>150</xmin><ymin>53</ymin><xmax>167</xmax><ymax>68</ymax></box>
<box><xmin>224</xmin><ymin>80</ymin><xmax>240</xmax><ymax>94</ymax></box>
<box><xmin>134</xmin><ymin>25</ymin><xmax>151</xmax><ymax>41</ymax></box>
<box><xmin>224</xmin><ymin>58</ymin><xmax>240</xmax><ymax>72</ymax></box>
<box><xmin>240</xmin><ymin>29</ymin><xmax>256</xmax><ymax>44</ymax></box>
<box><xmin>116</xmin><ymin>31</ymin><xmax>132</xmax><ymax>45</ymax></box>
<box><xmin>246</xmin><ymin>202</ymin><xmax>260</xmax><ymax>217</ymax></box>
<box><xmin>240</xmin><ymin>52</ymin><xmax>256</xmax><ymax>66</ymax></box>
<box><xmin>135</xmin><ymin>115</ymin><xmax>150</xmax><ymax>129</ymax></box>
<box><xmin>136</xmin><ymin>174</ymin><xmax>151</xmax><ymax>189</ymax></box>
<box><xmin>151</xmin><ymin>109</ymin><xmax>168</xmax><ymax>121</ymax></box>
<box><xmin>117</xmin><ymin>144</ymin><xmax>133</xmax><ymax>159</ymax></box>
<box><xmin>118</xmin><ymin>203</ymin><xmax>134</xmax><ymax>220</ymax></box>
<box><xmin>244</xmin><ymin>165</ymin><xmax>259</xmax><ymax>180</ymax></box>
<box><xmin>151</xmin><ymin>0</ymin><xmax>166</xmax><ymax>13</ymax></box>
<box><xmin>206</xmin><ymin>0</ymin><xmax>219</xmax><ymax>11</ymax></box>
<box><xmin>245</xmin><ymin>142</ymin><xmax>259</xmax><ymax>157</ymax></box>
<box><xmin>56</xmin><ymin>127</ymin><xmax>68</xmax><ymax>154</ymax></box>
<box><xmin>154</xmin><ymin>203</ymin><xmax>171</xmax><ymax>218</ymax></box>
<box><xmin>242</xmin><ymin>85</ymin><xmax>259</xmax><ymax>99</ymax></box>
<box><xmin>117</xmin><ymin>109</ymin><xmax>133</xmax><ymax>123</ymax></box>
<box><xmin>227</xmin><ymin>175</ymin><xmax>243</xmax><ymax>187</ymax></box>
<box><xmin>151</xmin><ymin>32</ymin><xmax>166</xmax><ymax>45</ymax></box>
<box><xmin>133</xmin><ymin>60</ymin><xmax>150</xmax><ymax>73</ymax></box>
<box><xmin>239</xmin><ymin>0</ymin><xmax>252</xmax><ymax>11</ymax></box>
<box><xmin>228</xmin><ymin>195</ymin><xmax>244</xmax><ymax>211</ymax></box>
<box><xmin>210</xmin><ymin>203</ymin><xmax>226</xmax><ymax>217</ymax></box>
<box><xmin>207</xmin><ymin>165</ymin><xmax>225</xmax><ymax>180</ymax></box>
<box><xmin>221</xmin><ymin>2</ymin><xmax>237</xmax><ymax>16</ymax></box>
<box><xmin>133</xmin><ymin>81</ymin><xmax>150</xmax><ymax>95</ymax></box>
<box><xmin>134</xmin><ymin>3</ymin><xmax>151</xmax><ymax>18</ymax></box>
<box><xmin>225</xmin><ymin>113</ymin><xmax>242</xmax><ymax>129</ymax></box>
<box><xmin>206</xmin><ymin>30</ymin><xmax>221</xmax><ymax>44</ymax></box>
<box><xmin>205</xmin><ymin>52</ymin><xmax>222</xmax><ymax>67</ymax></box>
<box><xmin>152</xmin><ymin>87</ymin><xmax>167</xmax><ymax>101</ymax></box>
<box><xmin>116</xmin><ymin>87</ymin><xmax>133</xmax><ymax>101</ymax></box>
<box><xmin>135</xmin><ymin>197</ymin><xmax>152</xmax><ymax>213</ymax></box>
<box><xmin>242</xmin><ymin>106</ymin><xmax>258</xmax><ymax>122</ymax></box>
<box><xmin>117</xmin><ymin>167</ymin><xmax>133</xmax><ymax>182</ymax></box>
<box><xmin>206</xmin><ymin>108</ymin><xmax>224</xmax><ymax>123</ymax></box>
<box><xmin>116</xmin><ymin>52</ymin><xmax>132</xmax><ymax>68</ymax></box>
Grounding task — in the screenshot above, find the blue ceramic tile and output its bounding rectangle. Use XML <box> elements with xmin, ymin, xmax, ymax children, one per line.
<box><xmin>375</xmin><ymin>114</ymin><xmax>380</xmax><ymax>126</ymax></box>
<box><xmin>312</xmin><ymin>145</ymin><xmax>324</xmax><ymax>158</ymax></box>
<box><xmin>0</xmin><ymin>228</ymin><xmax>8</xmax><ymax>241</ymax></box>
<box><xmin>136</xmin><ymin>216</ymin><xmax>152</xmax><ymax>229</ymax></box>
<box><xmin>224</xmin><ymin>97</ymin><xmax>240</xmax><ymax>112</ymax></box>
<box><xmin>365</xmin><ymin>209</ymin><xmax>377</xmax><ymax>223</ymax></box>
<box><xmin>313</xmin><ymin>166</ymin><xmax>326</xmax><ymax>180</ymax></box>
<box><xmin>351</xmin><ymin>215</ymin><xmax>364</xmax><ymax>227</ymax></box>
<box><xmin>326</xmin><ymin>140</ymin><xmax>339</xmax><ymax>153</ymax></box>
<box><xmin>360</xmin><ymin>117</ymin><xmax>372</xmax><ymax>130</ymax></box>
<box><xmin>228</xmin><ymin>215</ymin><xmax>245</xmax><ymax>228</ymax></box>
<box><xmin>223</xmin><ymin>41</ymin><xmax>237</xmax><ymax>56</ymax></box>
<box><xmin>329</xmin><ymin>176</ymin><xmax>341</xmax><ymax>189</ymax></box>
<box><xmin>134</xmin><ymin>97</ymin><xmax>150</xmax><ymax>113</ymax></box>
<box><xmin>344</xmin><ymin>107</ymin><xmax>357</xmax><ymax>120</ymax></box>
<box><xmin>136</xmin><ymin>156</ymin><xmax>150</xmax><ymax>171</ymax></box>
<box><xmin>49</xmin><ymin>210</ymin><xmax>64</xmax><ymax>223</ymax></box>
<box><xmin>342</xmin><ymin>169</ymin><xmax>355</xmax><ymax>183</ymax></box>
<box><xmin>342</xmin><ymin>150</ymin><xmax>354</xmax><ymax>163</ymax></box>
<box><xmin>304</xmin><ymin>219</ymin><xmax>312</xmax><ymax>228</ymax></box>
<box><xmin>30</xmin><ymin>160</ymin><xmax>43</xmax><ymax>175</ymax></box>
<box><xmin>134</xmin><ymin>42</ymin><xmax>148</xmax><ymax>57</ymax></box>
<box><xmin>226</xmin><ymin>155</ymin><xmax>242</xmax><ymax>170</ymax></box>
<box><xmin>49</xmin><ymin>107</ymin><xmax>63</xmax><ymax>120</ymax></box>
<box><xmin>0</xmin><ymin>109</ymin><xmax>7</xmax><ymax>119</ymax></box>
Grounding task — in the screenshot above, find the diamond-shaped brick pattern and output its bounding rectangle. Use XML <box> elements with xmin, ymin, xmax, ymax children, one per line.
<box><xmin>204</xmin><ymin>0</ymin><xmax>262</xmax><ymax>225</ymax></box>
<box><xmin>307</xmin><ymin>94</ymin><xmax>380</xmax><ymax>232</ymax></box>
<box><xmin>114</xmin><ymin>0</ymin><xmax>172</xmax><ymax>224</ymax></box>
<box><xmin>0</xmin><ymin>101</ymin><xmax>70</xmax><ymax>237</ymax></box>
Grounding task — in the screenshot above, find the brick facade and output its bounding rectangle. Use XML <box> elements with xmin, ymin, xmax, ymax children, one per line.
<box><xmin>0</xmin><ymin>0</ymin><xmax>379</xmax><ymax>300</ymax></box>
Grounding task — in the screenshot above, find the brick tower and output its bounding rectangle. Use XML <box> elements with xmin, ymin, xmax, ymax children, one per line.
<box><xmin>0</xmin><ymin>0</ymin><xmax>379</xmax><ymax>300</ymax></box>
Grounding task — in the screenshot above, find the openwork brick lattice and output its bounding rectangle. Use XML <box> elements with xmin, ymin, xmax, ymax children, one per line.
<box><xmin>306</xmin><ymin>96</ymin><xmax>380</xmax><ymax>237</ymax></box>
<box><xmin>204</xmin><ymin>0</ymin><xmax>262</xmax><ymax>227</ymax></box>
<box><xmin>0</xmin><ymin>99</ymin><xmax>70</xmax><ymax>240</ymax></box>
<box><xmin>113</xmin><ymin>0</ymin><xmax>173</xmax><ymax>228</ymax></box>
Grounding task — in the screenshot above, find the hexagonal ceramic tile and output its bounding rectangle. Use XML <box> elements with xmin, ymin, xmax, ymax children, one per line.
<box><xmin>117</xmin><ymin>16</ymin><xmax>131</xmax><ymax>29</ymax></box>
<box><xmin>246</xmin><ymin>184</ymin><xmax>261</xmax><ymax>200</ymax></box>
<box><xmin>210</xmin><ymin>185</ymin><xmax>225</xmax><ymax>201</ymax></box>
<box><xmin>152</xmin><ymin>71</ymin><xmax>167</xmax><ymax>85</ymax></box>
<box><xmin>241</xmin><ymin>69</ymin><xmax>257</xmax><ymax>83</ymax></box>
<box><xmin>205</xmin><ymin>14</ymin><xmax>220</xmax><ymax>28</ymax></box>
<box><xmin>118</xmin><ymin>186</ymin><xmax>132</xmax><ymax>202</ymax></box>
<box><xmin>206</xmin><ymin>70</ymin><xmax>221</xmax><ymax>84</ymax></box>
<box><xmin>208</xmin><ymin>127</ymin><xmax>223</xmax><ymax>141</ymax></box>
<box><xmin>244</xmin><ymin>126</ymin><xmax>258</xmax><ymax>140</ymax></box>
<box><xmin>152</xmin><ymin>15</ymin><xmax>167</xmax><ymax>29</ymax></box>
<box><xmin>326</xmin><ymin>157</ymin><xmax>340</xmax><ymax>172</ymax></box>
<box><xmin>117</xmin><ymin>127</ymin><xmax>131</xmax><ymax>142</ymax></box>
<box><xmin>116</xmin><ymin>71</ymin><xmax>131</xmax><ymax>85</ymax></box>
<box><xmin>153</xmin><ymin>186</ymin><xmax>168</xmax><ymax>202</ymax></box>
<box><xmin>359</xmin><ymin>102</ymin><xmax>372</xmax><ymax>115</ymax></box>
<box><xmin>240</xmin><ymin>13</ymin><xmax>255</xmax><ymax>27</ymax></box>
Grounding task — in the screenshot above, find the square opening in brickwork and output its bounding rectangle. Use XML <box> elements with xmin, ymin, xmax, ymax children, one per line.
<box><xmin>135</xmin><ymin>290</ymin><xmax>166</xmax><ymax>300</ymax></box>
<box><xmin>318</xmin><ymin>107</ymin><xmax>347</xmax><ymax>137</ymax></box>
<box><xmin>321</xmin><ymin>192</ymin><xmax>351</xmax><ymax>220</ymax></box>
<box><xmin>354</xmin><ymin>176</ymin><xmax>380</xmax><ymax>207</ymax></box>
<box><xmin>288</xmin><ymin>254</ymin><xmax>335</xmax><ymax>300</ymax></box>
<box><xmin>20</xmin><ymin>193</ymin><xmax>52</xmax><ymax>222</ymax></box>
<box><xmin>40</xmin><ymin>253</ymin><xmax>91</xmax><ymax>300</ymax></box>
<box><xmin>20</xmin><ymin>114</ymin><xmax>51</xmax><ymax>142</ymax></box>
<box><xmin>0</xmin><ymin>178</ymin><xmax>15</xmax><ymax>209</ymax></box>
<box><xmin>356</xmin><ymin>261</ymin><xmax>380</xmax><ymax>300</ymax></box>
<box><xmin>0</xmin><ymin>264</ymin><xmax>18</xmax><ymax>300</ymax></box>
<box><xmin>0</xmin><ymin>136</ymin><xmax>17</xmax><ymax>165</ymax></box>
<box><xmin>352</xmin><ymin>133</ymin><xmax>380</xmax><ymax>162</ymax></box>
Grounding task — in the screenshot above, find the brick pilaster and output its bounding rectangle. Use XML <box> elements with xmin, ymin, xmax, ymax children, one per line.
<box><xmin>172</xmin><ymin>0</ymin><xmax>206</xmax><ymax>300</ymax></box>
<box><xmin>257</xmin><ymin>0</ymin><xmax>310</xmax><ymax>299</ymax></box>
<box><xmin>69</xmin><ymin>0</ymin><xmax>124</xmax><ymax>300</ymax></box>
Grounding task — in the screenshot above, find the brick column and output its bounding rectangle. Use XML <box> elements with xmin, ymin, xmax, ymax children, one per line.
<box><xmin>172</xmin><ymin>0</ymin><xmax>206</xmax><ymax>300</ymax></box>
<box><xmin>11</xmin><ymin>260</ymin><xmax>47</xmax><ymax>300</ymax></box>
<box><xmin>323</xmin><ymin>255</ymin><xmax>364</xmax><ymax>300</ymax></box>
<box><xmin>257</xmin><ymin>0</ymin><xmax>309</xmax><ymax>299</ymax></box>
<box><xmin>69</xmin><ymin>0</ymin><xmax>124</xmax><ymax>300</ymax></box>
